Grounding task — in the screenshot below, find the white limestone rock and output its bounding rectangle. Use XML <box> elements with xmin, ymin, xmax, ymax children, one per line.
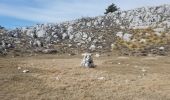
<box><xmin>123</xmin><ymin>33</ymin><xmax>132</xmax><ymax>42</ymax></box>
<box><xmin>23</xmin><ymin>70</ymin><xmax>29</xmax><ymax>73</ymax></box>
<box><xmin>159</xmin><ymin>46</ymin><xmax>165</xmax><ymax>50</ymax></box>
<box><xmin>89</xmin><ymin>44</ymin><xmax>96</xmax><ymax>51</ymax></box>
<box><xmin>95</xmin><ymin>53</ymin><xmax>100</xmax><ymax>57</ymax></box>
<box><xmin>37</xmin><ymin>30</ymin><xmax>46</xmax><ymax>37</ymax></box>
<box><xmin>116</xmin><ymin>32</ymin><xmax>123</xmax><ymax>38</ymax></box>
<box><xmin>62</xmin><ymin>33</ymin><xmax>68</xmax><ymax>39</ymax></box>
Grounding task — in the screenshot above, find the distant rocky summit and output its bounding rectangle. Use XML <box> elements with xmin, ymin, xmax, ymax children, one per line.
<box><xmin>0</xmin><ymin>4</ymin><xmax>170</xmax><ymax>56</ymax></box>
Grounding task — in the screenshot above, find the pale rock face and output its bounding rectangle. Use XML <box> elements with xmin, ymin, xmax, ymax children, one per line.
<box><xmin>33</xmin><ymin>40</ymin><xmax>42</xmax><ymax>47</ymax></box>
<box><xmin>123</xmin><ymin>33</ymin><xmax>132</xmax><ymax>42</ymax></box>
<box><xmin>116</xmin><ymin>32</ymin><xmax>123</xmax><ymax>38</ymax></box>
<box><xmin>74</xmin><ymin>32</ymin><xmax>82</xmax><ymax>42</ymax></box>
<box><xmin>94</xmin><ymin>21</ymin><xmax>98</xmax><ymax>26</ymax></box>
<box><xmin>37</xmin><ymin>30</ymin><xmax>46</xmax><ymax>37</ymax></box>
<box><xmin>81</xmin><ymin>53</ymin><xmax>94</xmax><ymax>68</ymax></box>
<box><xmin>86</xmin><ymin>22</ymin><xmax>91</xmax><ymax>27</ymax></box>
<box><xmin>1</xmin><ymin>41</ymin><xmax>6</xmax><ymax>48</ymax></box>
<box><xmin>26</xmin><ymin>29</ymin><xmax>34</xmax><ymax>37</ymax></box>
<box><xmin>23</xmin><ymin>70</ymin><xmax>29</xmax><ymax>73</ymax></box>
<box><xmin>82</xmin><ymin>33</ymin><xmax>88</xmax><ymax>40</ymax></box>
<box><xmin>69</xmin><ymin>35</ymin><xmax>74</xmax><ymax>40</ymax></box>
<box><xmin>95</xmin><ymin>53</ymin><xmax>100</xmax><ymax>57</ymax></box>
<box><xmin>97</xmin><ymin>46</ymin><xmax>103</xmax><ymax>49</ymax></box>
<box><xmin>97</xmin><ymin>16</ymin><xmax>103</xmax><ymax>24</ymax></box>
<box><xmin>98</xmin><ymin>36</ymin><xmax>103</xmax><ymax>40</ymax></box>
<box><xmin>42</xmin><ymin>49</ymin><xmax>57</xmax><ymax>54</ymax></box>
<box><xmin>111</xmin><ymin>44</ymin><xmax>116</xmax><ymax>50</ymax></box>
<box><xmin>77</xmin><ymin>43</ymin><xmax>81</xmax><ymax>46</ymax></box>
<box><xmin>140</xmin><ymin>39</ymin><xmax>146</xmax><ymax>43</ymax></box>
<box><xmin>62</xmin><ymin>33</ymin><xmax>68</xmax><ymax>39</ymax></box>
<box><xmin>89</xmin><ymin>44</ymin><xmax>96</xmax><ymax>51</ymax></box>
<box><xmin>87</xmin><ymin>37</ymin><xmax>92</xmax><ymax>42</ymax></box>
<box><xmin>159</xmin><ymin>46</ymin><xmax>165</xmax><ymax>50</ymax></box>
<box><xmin>67</xmin><ymin>26</ymin><xmax>73</xmax><ymax>35</ymax></box>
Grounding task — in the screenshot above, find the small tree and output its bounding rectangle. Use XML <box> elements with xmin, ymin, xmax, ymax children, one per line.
<box><xmin>104</xmin><ymin>3</ymin><xmax>118</xmax><ymax>14</ymax></box>
<box><xmin>0</xmin><ymin>25</ymin><xmax>4</xmax><ymax>29</ymax></box>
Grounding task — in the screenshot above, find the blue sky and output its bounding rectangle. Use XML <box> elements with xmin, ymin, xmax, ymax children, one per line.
<box><xmin>0</xmin><ymin>0</ymin><xmax>170</xmax><ymax>28</ymax></box>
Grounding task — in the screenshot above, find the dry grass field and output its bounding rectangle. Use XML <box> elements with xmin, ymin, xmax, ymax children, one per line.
<box><xmin>0</xmin><ymin>54</ymin><xmax>170</xmax><ymax>100</ymax></box>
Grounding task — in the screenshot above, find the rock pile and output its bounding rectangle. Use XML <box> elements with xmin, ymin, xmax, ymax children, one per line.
<box><xmin>81</xmin><ymin>53</ymin><xmax>95</xmax><ymax>68</ymax></box>
<box><xmin>0</xmin><ymin>4</ymin><xmax>170</xmax><ymax>56</ymax></box>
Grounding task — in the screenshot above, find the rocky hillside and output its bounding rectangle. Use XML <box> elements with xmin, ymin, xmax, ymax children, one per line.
<box><xmin>0</xmin><ymin>4</ymin><xmax>170</xmax><ymax>56</ymax></box>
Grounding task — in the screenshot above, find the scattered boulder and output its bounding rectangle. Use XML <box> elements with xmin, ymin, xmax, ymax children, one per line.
<box><xmin>123</xmin><ymin>33</ymin><xmax>132</xmax><ymax>42</ymax></box>
<box><xmin>42</xmin><ymin>49</ymin><xmax>57</xmax><ymax>54</ymax></box>
<box><xmin>23</xmin><ymin>70</ymin><xmax>29</xmax><ymax>73</ymax></box>
<box><xmin>89</xmin><ymin>44</ymin><xmax>96</xmax><ymax>51</ymax></box>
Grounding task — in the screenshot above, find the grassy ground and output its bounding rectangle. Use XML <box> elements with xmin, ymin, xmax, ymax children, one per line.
<box><xmin>0</xmin><ymin>54</ymin><xmax>170</xmax><ymax>100</ymax></box>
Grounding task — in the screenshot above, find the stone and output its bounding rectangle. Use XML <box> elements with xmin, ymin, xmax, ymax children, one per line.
<box><xmin>111</xmin><ymin>43</ymin><xmax>116</xmax><ymax>50</ymax></box>
<box><xmin>97</xmin><ymin>77</ymin><xmax>105</xmax><ymax>80</ymax></box>
<box><xmin>18</xmin><ymin>67</ymin><xmax>21</xmax><ymax>70</ymax></box>
<box><xmin>67</xmin><ymin>26</ymin><xmax>73</xmax><ymax>34</ymax></box>
<box><xmin>159</xmin><ymin>46</ymin><xmax>165</xmax><ymax>50</ymax></box>
<box><xmin>89</xmin><ymin>44</ymin><xmax>96</xmax><ymax>51</ymax></box>
<box><xmin>141</xmin><ymin>68</ymin><xmax>147</xmax><ymax>72</ymax></box>
<box><xmin>33</xmin><ymin>40</ymin><xmax>43</xmax><ymax>47</ymax></box>
<box><xmin>68</xmin><ymin>44</ymin><xmax>72</xmax><ymax>47</ymax></box>
<box><xmin>123</xmin><ymin>33</ymin><xmax>132</xmax><ymax>42</ymax></box>
<box><xmin>42</xmin><ymin>49</ymin><xmax>57</xmax><ymax>54</ymax></box>
<box><xmin>37</xmin><ymin>30</ymin><xmax>46</xmax><ymax>37</ymax></box>
<box><xmin>97</xmin><ymin>46</ymin><xmax>103</xmax><ymax>49</ymax></box>
<box><xmin>1</xmin><ymin>40</ymin><xmax>6</xmax><ymax>48</ymax></box>
<box><xmin>139</xmin><ymin>39</ymin><xmax>146</xmax><ymax>43</ymax></box>
<box><xmin>95</xmin><ymin>53</ymin><xmax>100</xmax><ymax>57</ymax></box>
<box><xmin>62</xmin><ymin>33</ymin><xmax>69</xmax><ymax>39</ymax></box>
<box><xmin>81</xmin><ymin>53</ymin><xmax>95</xmax><ymax>68</ymax></box>
<box><xmin>116</xmin><ymin>32</ymin><xmax>123</xmax><ymax>38</ymax></box>
<box><xmin>23</xmin><ymin>70</ymin><xmax>29</xmax><ymax>73</ymax></box>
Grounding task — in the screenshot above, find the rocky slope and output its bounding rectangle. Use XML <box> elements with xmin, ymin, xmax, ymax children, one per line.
<box><xmin>0</xmin><ymin>4</ymin><xmax>170</xmax><ymax>56</ymax></box>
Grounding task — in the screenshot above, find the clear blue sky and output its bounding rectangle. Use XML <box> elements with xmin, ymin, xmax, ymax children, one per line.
<box><xmin>0</xmin><ymin>0</ymin><xmax>170</xmax><ymax>28</ymax></box>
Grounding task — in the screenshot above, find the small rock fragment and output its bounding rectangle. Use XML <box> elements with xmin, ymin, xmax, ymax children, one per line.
<box><xmin>95</xmin><ymin>53</ymin><xmax>100</xmax><ymax>58</ymax></box>
<box><xmin>23</xmin><ymin>70</ymin><xmax>29</xmax><ymax>73</ymax></box>
<box><xmin>55</xmin><ymin>76</ymin><xmax>60</xmax><ymax>80</ymax></box>
<box><xmin>17</xmin><ymin>67</ymin><xmax>21</xmax><ymax>70</ymax></box>
<box><xmin>141</xmin><ymin>68</ymin><xmax>147</xmax><ymax>72</ymax></box>
<box><xmin>97</xmin><ymin>77</ymin><xmax>105</xmax><ymax>80</ymax></box>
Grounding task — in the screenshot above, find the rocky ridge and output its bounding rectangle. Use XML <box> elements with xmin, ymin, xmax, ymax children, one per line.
<box><xmin>0</xmin><ymin>4</ymin><xmax>170</xmax><ymax>56</ymax></box>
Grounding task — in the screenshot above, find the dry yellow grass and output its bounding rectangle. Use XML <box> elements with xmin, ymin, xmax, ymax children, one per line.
<box><xmin>0</xmin><ymin>54</ymin><xmax>170</xmax><ymax>100</ymax></box>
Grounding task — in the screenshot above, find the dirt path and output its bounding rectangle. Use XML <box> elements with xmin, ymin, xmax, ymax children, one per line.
<box><xmin>0</xmin><ymin>55</ymin><xmax>170</xmax><ymax>100</ymax></box>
